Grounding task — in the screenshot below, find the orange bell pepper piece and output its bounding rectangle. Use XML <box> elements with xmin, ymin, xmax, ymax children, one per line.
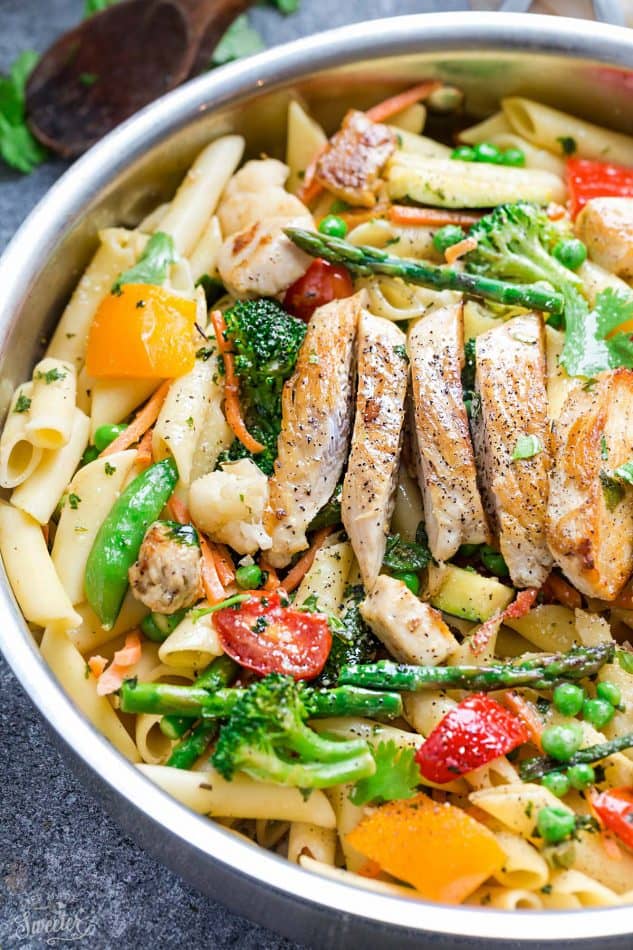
<box><xmin>347</xmin><ymin>792</ymin><xmax>505</xmax><ymax>904</ymax></box>
<box><xmin>86</xmin><ymin>283</ymin><xmax>196</xmax><ymax>379</ymax></box>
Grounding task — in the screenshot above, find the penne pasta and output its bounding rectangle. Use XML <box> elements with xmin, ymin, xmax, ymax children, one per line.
<box><xmin>11</xmin><ymin>408</ymin><xmax>90</xmax><ymax>524</ymax></box>
<box><xmin>25</xmin><ymin>358</ymin><xmax>76</xmax><ymax>449</ymax></box>
<box><xmin>51</xmin><ymin>449</ymin><xmax>138</xmax><ymax>604</ymax></box>
<box><xmin>286</xmin><ymin>100</ymin><xmax>327</xmax><ymax>195</ymax></box>
<box><xmin>0</xmin><ymin>502</ymin><xmax>81</xmax><ymax>632</ymax></box>
<box><xmin>0</xmin><ymin>383</ymin><xmax>43</xmax><ymax>488</ymax></box>
<box><xmin>158</xmin><ymin>136</ymin><xmax>245</xmax><ymax>255</ymax></box>
<box><xmin>503</xmin><ymin>97</ymin><xmax>633</xmax><ymax>164</ymax></box>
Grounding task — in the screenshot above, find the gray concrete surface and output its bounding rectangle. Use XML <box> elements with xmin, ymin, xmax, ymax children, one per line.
<box><xmin>0</xmin><ymin>1</ymin><xmax>466</xmax><ymax>947</ymax></box>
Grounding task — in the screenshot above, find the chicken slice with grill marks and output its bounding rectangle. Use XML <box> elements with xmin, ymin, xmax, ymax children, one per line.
<box><xmin>266</xmin><ymin>292</ymin><xmax>363</xmax><ymax>568</ymax></box>
<box><xmin>360</xmin><ymin>575</ymin><xmax>458</xmax><ymax>666</ymax></box>
<box><xmin>408</xmin><ymin>301</ymin><xmax>490</xmax><ymax>562</ymax></box>
<box><xmin>472</xmin><ymin>313</ymin><xmax>552</xmax><ymax>589</ymax></box>
<box><xmin>547</xmin><ymin>368</ymin><xmax>633</xmax><ymax>601</ymax></box>
<box><xmin>341</xmin><ymin>311</ymin><xmax>409</xmax><ymax>591</ymax></box>
<box><xmin>314</xmin><ymin>110</ymin><xmax>396</xmax><ymax>208</ymax></box>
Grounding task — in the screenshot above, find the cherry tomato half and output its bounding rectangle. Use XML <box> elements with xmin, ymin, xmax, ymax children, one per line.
<box><xmin>212</xmin><ymin>590</ymin><xmax>332</xmax><ymax>680</ymax></box>
<box><xmin>283</xmin><ymin>258</ymin><xmax>354</xmax><ymax>323</ymax></box>
<box><xmin>592</xmin><ymin>787</ymin><xmax>633</xmax><ymax>850</ymax></box>
<box><xmin>415</xmin><ymin>694</ymin><xmax>529</xmax><ymax>784</ymax></box>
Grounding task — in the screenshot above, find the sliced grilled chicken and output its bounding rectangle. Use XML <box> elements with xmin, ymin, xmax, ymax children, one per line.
<box><xmin>266</xmin><ymin>293</ymin><xmax>363</xmax><ymax>567</ymax></box>
<box><xmin>360</xmin><ymin>575</ymin><xmax>457</xmax><ymax>665</ymax></box>
<box><xmin>408</xmin><ymin>302</ymin><xmax>489</xmax><ymax>562</ymax></box>
<box><xmin>575</xmin><ymin>198</ymin><xmax>633</xmax><ymax>281</ymax></box>
<box><xmin>547</xmin><ymin>369</ymin><xmax>633</xmax><ymax>600</ymax></box>
<box><xmin>216</xmin><ymin>158</ymin><xmax>313</xmax><ymax>298</ymax></box>
<box><xmin>342</xmin><ymin>312</ymin><xmax>409</xmax><ymax>590</ymax></box>
<box><xmin>472</xmin><ymin>313</ymin><xmax>552</xmax><ymax>588</ymax></box>
<box><xmin>315</xmin><ymin>110</ymin><xmax>396</xmax><ymax>208</ymax></box>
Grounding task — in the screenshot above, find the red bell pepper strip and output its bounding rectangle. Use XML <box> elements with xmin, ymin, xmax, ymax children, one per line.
<box><xmin>567</xmin><ymin>157</ymin><xmax>633</xmax><ymax>218</ymax></box>
<box><xmin>415</xmin><ymin>694</ymin><xmax>529</xmax><ymax>784</ymax></box>
<box><xmin>283</xmin><ymin>258</ymin><xmax>354</xmax><ymax>323</ymax></box>
<box><xmin>592</xmin><ymin>787</ymin><xmax>633</xmax><ymax>850</ymax></box>
<box><xmin>212</xmin><ymin>589</ymin><xmax>332</xmax><ymax>680</ymax></box>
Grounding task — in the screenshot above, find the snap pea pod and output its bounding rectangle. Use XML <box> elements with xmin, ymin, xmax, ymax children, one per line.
<box><xmin>84</xmin><ymin>458</ymin><xmax>178</xmax><ymax>628</ymax></box>
<box><xmin>119</xmin><ymin>681</ymin><xmax>403</xmax><ymax>720</ymax></box>
<box><xmin>160</xmin><ymin>655</ymin><xmax>239</xmax><ymax>741</ymax></box>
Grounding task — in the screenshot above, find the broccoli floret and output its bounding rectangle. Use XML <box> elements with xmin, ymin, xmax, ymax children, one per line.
<box><xmin>217</xmin><ymin>299</ymin><xmax>306</xmax><ymax>475</ymax></box>
<box><xmin>317</xmin><ymin>586</ymin><xmax>379</xmax><ymax>689</ymax></box>
<box><xmin>211</xmin><ymin>673</ymin><xmax>375</xmax><ymax>788</ymax></box>
<box><xmin>466</xmin><ymin>202</ymin><xmax>581</xmax><ymax>298</ymax></box>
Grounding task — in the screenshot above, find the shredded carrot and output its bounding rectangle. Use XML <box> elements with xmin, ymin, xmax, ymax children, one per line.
<box><xmin>87</xmin><ymin>655</ymin><xmax>108</xmax><ymax>679</ymax></box>
<box><xmin>612</xmin><ymin>578</ymin><xmax>633</xmax><ymax>610</ymax></box>
<box><xmin>199</xmin><ymin>533</ymin><xmax>226</xmax><ymax>604</ymax></box>
<box><xmin>296</xmin><ymin>142</ymin><xmax>329</xmax><ymax>206</ymax></box>
<box><xmin>100</xmin><ymin>380</ymin><xmax>171</xmax><ymax>457</ymax></box>
<box><xmin>541</xmin><ymin>572</ymin><xmax>582</xmax><ymax>610</ymax></box>
<box><xmin>445</xmin><ymin>236</ymin><xmax>478</xmax><ymax>265</ymax></box>
<box><xmin>503</xmin><ymin>691</ymin><xmax>543</xmax><ymax>752</ymax></box>
<box><xmin>168</xmin><ymin>496</ymin><xmax>191</xmax><ymax>525</ymax></box>
<box><xmin>357</xmin><ymin>859</ymin><xmax>382</xmax><ymax>880</ymax></box>
<box><xmin>210</xmin><ymin>309</ymin><xmax>264</xmax><ymax>455</ymax></box>
<box><xmin>546</xmin><ymin>202</ymin><xmax>567</xmax><ymax>221</ymax></box>
<box><xmin>136</xmin><ymin>427</ymin><xmax>154</xmax><ymax>470</ymax></box>
<box><xmin>211</xmin><ymin>542</ymin><xmax>235</xmax><ymax>587</ymax></box>
<box><xmin>470</xmin><ymin>588</ymin><xmax>538</xmax><ymax>655</ymax></box>
<box><xmin>96</xmin><ymin>630</ymin><xmax>142</xmax><ymax>696</ymax></box>
<box><xmin>365</xmin><ymin>80</ymin><xmax>442</xmax><ymax>124</ymax></box>
<box><xmin>259</xmin><ymin>556</ymin><xmax>281</xmax><ymax>591</ymax></box>
<box><xmin>281</xmin><ymin>527</ymin><xmax>334</xmax><ymax>594</ymax></box>
<box><xmin>388</xmin><ymin>205</ymin><xmax>482</xmax><ymax>228</ymax></box>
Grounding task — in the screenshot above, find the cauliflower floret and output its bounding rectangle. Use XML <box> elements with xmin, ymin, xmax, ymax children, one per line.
<box><xmin>189</xmin><ymin>458</ymin><xmax>272</xmax><ymax>555</ymax></box>
<box><xmin>217</xmin><ymin>215</ymin><xmax>313</xmax><ymax>299</ymax></box>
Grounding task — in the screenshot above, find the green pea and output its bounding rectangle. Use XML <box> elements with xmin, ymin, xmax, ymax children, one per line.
<box><xmin>472</xmin><ymin>142</ymin><xmax>503</xmax><ymax>164</ymax></box>
<box><xmin>318</xmin><ymin>215</ymin><xmax>348</xmax><ymax>239</ymax></box>
<box><xmin>393</xmin><ymin>571</ymin><xmax>420</xmax><ymax>595</ymax></box>
<box><xmin>567</xmin><ymin>763</ymin><xmax>595</xmax><ymax>790</ymax></box>
<box><xmin>451</xmin><ymin>144</ymin><xmax>475</xmax><ymax>162</ymax></box>
<box><xmin>582</xmin><ymin>698</ymin><xmax>615</xmax><ymax>729</ymax></box>
<box><xmin>541</xmin><ymin>722</ymin><xmax>583</xmax><ymax>762</ymax></box>
<box><xmin>81</xmin><ymin>444</ymin><xmax>100</xmax><ymax>466</ymax></box>
<box><xmin>479</xmin><ymin>545</ymin><xmax>510</xmax><ymax>578</ymax></box>
<box><xmin>542</xmin><ymin>772</ymin><xmax>571</xmax><ymax>798</ymax></box>
<box><xmin>596</xmin><ymin>681</ymin><xmax>622</xmax><ymax>708</ymax></box>
<box><xmin>553</xmin><ymin>682</ymin><xmax>585</xmax><ymax>717</ymax></box>
<box><xmin>500</xmin><ymin>147</ymin><xmax>526</xmax><ymax>167</ymax></box>
<box><xmin>537</xmin><ymin>806</ymin><xmax>576</xmax><ymax>844</ymax></box>
<box><xmin>93</xmin><ymin>423</ymin><xmax>127</xmax><ymax>453</ymax></box>
<box><xmin>553</xmin><ymin>238</ymin><xmax>587</xmax><ymax>271</ymax></box>
<box><xmin>235</xmin><ymin>563</ymin><xmax>263</xmax><ymax>590</ymax></box>
<box><xmin>140</xmin><ymin>608</ymin><xmax>187</xmax><ymax>643</ymax></box>
<box><xmin>433</xmin><ymin>224</ymin><xmax>465</xmax><ymax>254</ymax></box>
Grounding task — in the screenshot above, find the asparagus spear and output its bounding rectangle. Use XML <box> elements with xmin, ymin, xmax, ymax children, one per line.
<box><xmin>120</xmin><ymin>681</ymin><xmax>403</xmax><ymax>720</ymax></box>
<box><xmin>159</xmin><ymin>654</ymin><xmax>238</xmax><ymax>740</ymax></box>
<box><xmin>285</xmin><ymin>228</ymin><xmax>565</xmax><ymax>315</ymax></box>
<box><xmin>520</xmin><ymin>733</ymin><xmax>633</xmax><ymax>781</ymax></box>
<box><xmin>167</xmin><ymin>721</ymin><xmax>218</xmax><ymax>770</ymax></box>
<box><xmin>338</xmin><ymin>643</ymin><xmax>614</xmax><ymax>692</ymax></box>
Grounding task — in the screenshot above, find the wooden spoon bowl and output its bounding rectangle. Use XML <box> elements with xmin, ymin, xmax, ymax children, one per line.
<box><xmin>26</xmin><ymin>0</ymin><xmax>254</xmax><ymax>158</ymax></box>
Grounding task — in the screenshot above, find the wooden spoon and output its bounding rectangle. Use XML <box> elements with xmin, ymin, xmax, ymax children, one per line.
<box><xmin>26</xmin><ymin>0</ymin><xmax>254</xmax><ymax>158</ymax></box>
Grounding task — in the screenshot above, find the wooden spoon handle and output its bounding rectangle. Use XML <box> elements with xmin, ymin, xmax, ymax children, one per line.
<box><xmin>176</xmin><ymin>0</ymin><xmax>257</xmax><ymax>76</ymax></box>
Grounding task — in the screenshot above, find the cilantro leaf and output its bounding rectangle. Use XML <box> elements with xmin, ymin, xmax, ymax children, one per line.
<box><xmin>211</xmin><ymin>15</ymin><xmax>265</xmax><ymax>68</ymax></box>
<box><xmin>350</xmin><ymin>741</ymin><xmax>420</xmax><ymax>806</ymax></box>
<box><xmin>84</xmin><ymin>0</ymin><xmax>119</xmax><ymax>16</ymax></box>
<box><xmin>561</xmin><ymin>287</ymin><xmax>633</xmax><ymax>378</ymax></box>
<box><xmin>112</xmin><ymin>232</ymin><xmax>177</xmax><ymax>293</ymax></box>
<box><xmin>617</xmin><ymin>649</ymin><xmax>633</xmax><ymax>674</ymax></box>
<box><xmin>268</xmin><ymin>0</ymin><xmax>301</xmax><ymax>12</ymax></box>
<box><xmin>0</xmin><ymin>52</ymin><xmax>48</xmax><ymax>175</ymax></box>
<box><xmin>382</xmin><ymin>528</ymin><xmax>432</xmax><ymax>573</ymax></box>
